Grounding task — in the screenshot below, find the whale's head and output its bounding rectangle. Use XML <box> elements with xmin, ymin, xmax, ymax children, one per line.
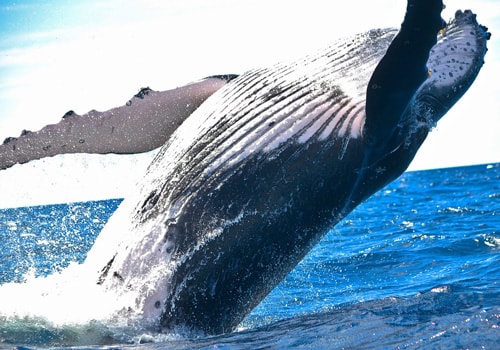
<box><xmin>412</xmin><ymin>10</ymin><xmax>490</xmax><ymax>128</ymax></box>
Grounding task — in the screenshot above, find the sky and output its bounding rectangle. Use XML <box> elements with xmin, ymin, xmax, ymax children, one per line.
<box><xmin>0</xmin><ymin>0</ymin><xmax>498</xmax><ymax>206</ymax></box>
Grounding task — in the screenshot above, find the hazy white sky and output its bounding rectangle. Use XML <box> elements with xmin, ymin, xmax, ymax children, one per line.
<box><xmin>0</xmin><ymin>0</ymin><xmax>498</xmax><ymax>206</ymax></box>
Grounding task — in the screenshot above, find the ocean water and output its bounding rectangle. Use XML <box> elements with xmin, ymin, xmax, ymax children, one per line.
<box><xmin>0</xmin><ymin>163</ymin><xmax>498</xmax><ymax>349</ymax></box>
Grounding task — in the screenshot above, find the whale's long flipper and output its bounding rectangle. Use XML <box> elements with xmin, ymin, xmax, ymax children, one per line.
<box><xmin>0</xmin><ymin>76</ymin><xmax>237</xmax><ymax>170</ymax></box>
<box><xmin>414</xmin><ymin>10</ymin><xmax>490</xmax><ymax>126</ymax></box>
<box><xmin>364</xmin><ymin>0</ymin><xmax>446</xmax><ymax>153</ymax></box>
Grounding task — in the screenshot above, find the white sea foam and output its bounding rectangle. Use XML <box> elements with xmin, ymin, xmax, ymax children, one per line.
<box><xmin>0</xmin><ymin>263</ymin><xmax>122</xmax><ymax>325</ymax></box>
<box><xmin>0</xmin><ymin>150</ymin><xmax>157</xmax><ymax>209</ymax></box>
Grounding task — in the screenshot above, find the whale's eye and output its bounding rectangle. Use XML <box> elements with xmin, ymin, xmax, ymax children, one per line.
<box><xmin>142</xmin><ymin>190</ymin><xmax>159</xmax><ymax>213</ymax></box>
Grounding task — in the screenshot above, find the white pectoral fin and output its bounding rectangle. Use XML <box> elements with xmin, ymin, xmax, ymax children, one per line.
<box><xmin>0</xmin><ymin>76</ymin><xmax>234</xmax><ymax>170</ymax></box>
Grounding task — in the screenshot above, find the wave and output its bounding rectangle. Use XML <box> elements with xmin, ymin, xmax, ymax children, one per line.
<box><xmin>0</xmin><ymin>285</ymin><xmax>497</xmax><ymax>348</ymax></box>
<box><xmin>0</xmin><ymin>162</ymin><xmax>498</xmax><ymax>348</ymax></box>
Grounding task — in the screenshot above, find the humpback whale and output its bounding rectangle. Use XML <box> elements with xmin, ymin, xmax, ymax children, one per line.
<box><xmin>0</xmin><ymin>0</ymin><xmax>489</xmax><ymax>336</ymax></box>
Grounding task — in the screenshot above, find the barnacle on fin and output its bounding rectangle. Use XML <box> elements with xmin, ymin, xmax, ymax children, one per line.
<box><xmin>134</xmin><ymin>87</ymin><xmax>153</xmax><ymax>99</ymax></box>
<box><xmin>3</xmin><ymin>137</ymin><xmax>17</xmax><ymax>145</ymax></box>
<box><xmin>126</xmin><ymin>87</ymin><xmax>154</xmax><ymax>106</ymax></box>
<box><xmin>62</xmin><ymin>110</ymin><xmax>76</xmax><ymax>119</ymax></box>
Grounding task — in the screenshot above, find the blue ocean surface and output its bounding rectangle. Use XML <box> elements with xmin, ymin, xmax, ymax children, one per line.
<box><xmin>0</xmin><ymin>163</ymin><xmax>499</xmax><ymax>349</ymax></box>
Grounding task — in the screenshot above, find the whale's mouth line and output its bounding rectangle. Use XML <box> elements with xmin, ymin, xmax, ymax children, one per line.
<box><xmin>410</xmin><ymin>91</ymin><xmax>451</xmax><ymax>130</ymax></box>
<box><xmin>417</xmin><ymin>92</ymin><xmax>449</xmax><ymax>111</ymax></box>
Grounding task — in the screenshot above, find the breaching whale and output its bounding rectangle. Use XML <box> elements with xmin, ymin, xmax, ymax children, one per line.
<box><xmin>0</xmin><ymin>0</ymin><xmax>490</xmax><ymax>336</ymax></box>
